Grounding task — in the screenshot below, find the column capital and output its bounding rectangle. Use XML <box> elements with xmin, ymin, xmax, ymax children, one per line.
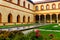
<box><xmin>50</xmin><ymin>14</ymin><xmax>52</xmax><ymax>15</ymax></box>
<box><xmin>56</xmin><ymin>14</ymin><xmax>58</xmax><ymax>15</ymax></box>
<box><xmin>33</xmin><ymin>14</ymin><xmax>36</xmax><ymax>16</ymax></box>
<box><xmin>44</xmin><ymin>14</ymin><xmax>46</xmax><ymax>16</ymax></box>
<box><xmin>39</xmin><ymin>14</ymin><xmax>41</xmax><ymax>16</ymax></box>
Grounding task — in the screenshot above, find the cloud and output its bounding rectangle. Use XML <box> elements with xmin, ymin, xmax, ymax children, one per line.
<box><xmin>31</xmin><ymin>0</ymin><xmax>59</xmax><ymax>3</ymax></box>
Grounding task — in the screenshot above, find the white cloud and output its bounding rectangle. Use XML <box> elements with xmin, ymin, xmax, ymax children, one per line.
<box><xmin>31</xmin><ymin>0</ymin><xmax>44</xmax><ymax>2</ymax></box>
<box><xmin>31</xmin><ymin>0</ymin><xmax>57</xmax><ymax>3</ymax></box>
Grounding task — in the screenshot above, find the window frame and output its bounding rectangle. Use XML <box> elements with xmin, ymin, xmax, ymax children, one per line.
<box><xmin>23</xmin><ymin>1</ymin><xmax>25</xmax><ymax>7</ymax></box>
<box><xmin>35</xmin><ymin>6</ymin><xmax>38</xmax><ymax>11</ymax></box>
<box><xmin>52</xmin><ymin>4</ymin><xmax>56</xmax><ymax>9</ymax></box>
<box><xmin>41</xmin><ymin>5</ymin><xmax>44</xmax><ymax>10</ymax></box>
<box><xmin>17</xmin><ymin>0</ymin><xmax>20</xmax><ymax>5</ymax></box>
<box><xmin>28</xmin><ymin>4</ymin><xmax>30</xmax><ymax>9</ymax></box>
<box><xmin>46</xmin><ymin>4</ymin><xmax>50</xmax><ymax>10</ymax></box>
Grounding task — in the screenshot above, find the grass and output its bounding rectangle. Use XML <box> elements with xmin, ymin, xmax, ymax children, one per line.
<box><xmin>40</xmin><ymin>31</ymin><xmax>60</xmax><ymax>40</ymax></box>
<box><xmin>0</xmin><ymin>23</ymin><xmax>37</xmax><ymax>29</ymax></box>
<box><xmin>37</xmin><ymin>24</ymin><xmax>60</xmax><ymax>40</ymax></box>
<box><xmin>38</xmin><ymin>24</ymin><xmax>60</xmax><ymax>30</ymax></box>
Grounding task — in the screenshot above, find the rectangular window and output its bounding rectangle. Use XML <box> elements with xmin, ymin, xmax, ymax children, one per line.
<box><xmin>23</xmin><ymin>1</ymin><xmax>25</xmax><ymax>7</ymax></box>
<box><xmin>28</xmin><ymin>4</ymin><xmax>30</xmax><ymax>9</ymax></box>
<box><xmin>17</xmin><ymin>0</ymin><xmax>20</xmax><ymax>5</ymax></box>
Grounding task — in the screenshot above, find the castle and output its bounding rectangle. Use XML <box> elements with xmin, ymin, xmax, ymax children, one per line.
<box><xmin>0</xmin><ymin>0</ymin><xmax>60</xmax><ymax>26</ymax></box>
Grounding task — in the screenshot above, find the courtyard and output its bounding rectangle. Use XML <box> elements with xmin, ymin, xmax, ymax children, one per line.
<box><xmin>37</xmin><ymin>24</ymin><xmax>60</xmax><ymax>40</ymax></box>
<box><xmin>0</xmin><ymin>0</ymin><xmax>60</xmax><ymax>40</ymax></box>
<box><xmin>0</xmin><ymin>24</ymin><xmax>60</xmax><ymax>40</ymax></box>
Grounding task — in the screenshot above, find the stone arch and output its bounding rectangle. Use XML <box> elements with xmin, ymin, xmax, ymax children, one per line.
<box><xmin>35</xmin><ymin>15</ymin><xmax>39</xmax><ymax>23</ymax></box>
<box><xmin>52</xmin><ymin>3</ymin><xmax>56</xmax><ymax>9</ymax></box>
<box><xmin>46</xmin><ymin>14</ymin><xmax>50</xmax><ymax>23</ymax></box>
<box><xmin>58</xmin><ymin>3</ymin><xmax>60</xmax><ymax>9</ymax></box>
<box><xmin>8</xmin><ymin>14</ymin><xmax>12</xmax><ymax>23</ymax></box>
<box><xmin>17</xmin><ymin>15</ymin><xmax>20</xmax><ymax>23</ymax></box>
<box><xmin>41</xmin><ymin>5</ymin><xmax>44</xmax><ymax>10</ymax></box>
<box><xmin>46</xmin><ymin>4</ymin><xmax>50</xmax><ymax>10</ymax></box>
<box><xmin>23</xmin><ymin>16</ymin><xmax>26</xmax><ymax>23</ymax></box>
<box><xmin>40</xmin><ymin>14</ymin><xmax>44</xmax><ymax>23</ymax></box>
<box><xmin>52</xmin><ymin>14</ymin><xmax>57</xmax><ymax>23</ymax></box>
<box><xmin>0</xmin><ymin>13</ymin><xmax>2</xmax><ymax>23</ymax></box>
<box><xmin>58</xmin><ymin>14</ymin><xmax>60</xmax><ymax>23</ymax></box>
<box><xmin>35</xmin><ymin>6</ymin><xmax>39</xmax><ymax>11</ymax></box>
<box><xmin>28</xmin><ymin>16</ymin><xmax>30</xmax><ymax>23</ymax></box>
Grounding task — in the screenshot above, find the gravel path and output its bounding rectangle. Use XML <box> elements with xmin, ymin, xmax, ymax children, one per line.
<box><xmin>39</xmin><ymin>29</ymin><xmax>60</xmax><ymax>32</ymax></box>
<box><xmin>0</xmin><ymin>23</ymin><xmax>49</xmax><ymax>31</ymax></box>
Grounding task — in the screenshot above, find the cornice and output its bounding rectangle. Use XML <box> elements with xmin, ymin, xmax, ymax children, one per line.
<box><xmin>0</xmin><ymin>4</ymin><xmax>35</xmax><ymax>15</ymax></box>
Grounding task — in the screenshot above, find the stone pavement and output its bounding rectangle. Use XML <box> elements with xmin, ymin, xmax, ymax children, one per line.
<box><xmin>0</xmin><ymin>23</ymin><xmax>49</xmax><ymax>31</ymax></box>
<box><xmin>39</xmin><ymin>29</ymin><xmax>60</xmax><ymax>32</ymax></box>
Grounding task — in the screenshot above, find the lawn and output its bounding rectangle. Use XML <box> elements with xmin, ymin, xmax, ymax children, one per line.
<box><xmin>37</xmin><ymin>24</ymin><xmax>60</xmax><ymax>40</ymax></box>
<box><xmin>40</xmin><ymin>31</ymin><xmax>60</xmax><ymax>40</ymax></box>
<box><xmin>38</xmin><ymin>24</ymin><xmax>60</xmax><ymax>30</ymax></box>
<box><xmin>0</xmin><ymin>23</ymin><xmax>60</xmax><ymax>40</ymax></box>
<box><xmin>0</xmin><ymin>23</ymin><xmax>36</xmax><ymax>29</ymax></box>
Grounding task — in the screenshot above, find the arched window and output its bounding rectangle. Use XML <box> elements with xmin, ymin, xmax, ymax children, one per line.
<box><xmin>28</xmin><ymin>17</ymin><xmax>30</xmax><ymax>23</ymax></box>
<box><xmin>35</xmin><ymin>15</ymin><xmax>39</xmax><ymax>23</ymax></box>
<box><xmin>58</xmin><ymin>14</ymin><xmax>60</xmax><ymax>23</ymax></box>
<box><xmin>17</xmin><ymin>15</ymin><xmax>20</xmax><ymax>23</ymax></box>
<box><xmin>46</xmin><ymin>4</ymin><xmax>50</xmax><ymax>10</ymax></box>
<box><xmin>58</xmin><ymin>3</ymin><xmax>60</xmax><ymax>9</ymax></box>
<box><xmin>52</xmin><ymin>4</ymin><xmax>56</xmax><ymax>9</ymax></box>
<box><xmin>41</xmin><ymin>5</ymin><xmax>44</xmax><ymax>10</ymax></box>
<box><xmin>28</xmin><ymin>4</ymin><xmax>30</xmax><ymax>9</ymax></box>
<box><xmin>52</xmin><ymin>14</ymin><xmax>57</xmax><ymax>23</ymax></box>
<box><xmin>35</xmin><ymin>6</ymin><xmax>38</xmax><ymax>11</ymax></box>
<box><xmin>17</xmin><ymin>0</ymin><xmax>20</xmax><ymax>5</ymax></box>
<box><xmin>8</xmin><ymin>14</ymin><xmax>12</xmax><ymax>23</ymax></box>
<box><xmin>23</xmin><ymin>1</ymin><xmax>25</xmax><ymax>7</ymax></box>
<box><xmin>23</xmin><ymin>16</ymin><xmax>25</xmax><ymax>23</ymax></box>
<box><xmin>40</xmin><ymin>14</ymin><xmax>44</xmax><ymax>23</ymax></box>
<box><xmin>46</xmin><ymin>14</ymin><xmax>50</xmax><ymax>23</ymax></box>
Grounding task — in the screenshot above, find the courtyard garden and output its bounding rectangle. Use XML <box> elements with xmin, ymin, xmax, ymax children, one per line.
<box><xmin>0</xmin><ymin>24</ymin><xmax>60</xmax><ymax>40</ymax></box>
<box><xmin>38</xmin><ymin>24</ymin><xmax>60</xmax><ymax>30</ymax></box>
<box><xmin>0</xmin><ymin>23</ymin><xmax>37</xmax><ymax>29</ymax></box>
<box><xmin>0</xmin><ymin>30</ymin><xmax>44</xmax><ymax>40</ymax></box>
<box><xmin>37</xmin><ymin>24</ymin><xmax>60</xmax><ymax>40</ymax></box>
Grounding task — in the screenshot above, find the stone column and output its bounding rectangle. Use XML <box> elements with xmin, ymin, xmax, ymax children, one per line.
<box><xmin>44</xmin><ymin>15</ymin><xmax>46</xmax><ymax>24</ymax></box>
<box><xmin>50</xmin><ymin>15</ymin><xmax>52</xmax><ymax>24</ymax></box>
<box><xmin>56</xmin><ymin>14</ymin><xmax>58</xmax><ymax>23</ymax></box>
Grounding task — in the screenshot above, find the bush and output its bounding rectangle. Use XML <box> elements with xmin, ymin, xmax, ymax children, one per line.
<box><xmin>26</xmin><ymin>30</ymin><xmax>44</xmax><ymax>40</ymax></box>
<box><xmin>0</xmin><ymin>30</ymin><xmax>44</xmax><ymax>40</ymax></box>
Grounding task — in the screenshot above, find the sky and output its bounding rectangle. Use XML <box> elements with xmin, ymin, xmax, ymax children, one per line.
<box><xmin>28</xmin><ymin>0</ymin><xmax>60</xmax><ymax>3</ymax></box>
